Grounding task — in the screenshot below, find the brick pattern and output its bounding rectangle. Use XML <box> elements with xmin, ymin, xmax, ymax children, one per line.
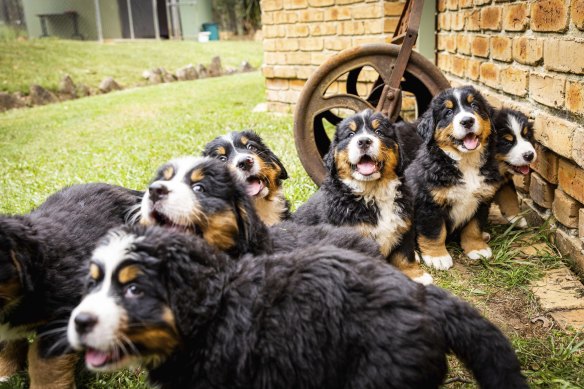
<box><xmin>436</xmin><ymin>0</ymin><xmax>584</xmax><ymax>245</ymax></box>
<box><xmin>261</xmin><ymin>0</ymin><xmax>402</xmax><ymax>113</ymax></box>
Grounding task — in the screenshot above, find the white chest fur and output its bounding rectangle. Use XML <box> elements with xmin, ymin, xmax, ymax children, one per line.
<box><xmin>446</xmin><ymin>152</ymin><xmax>486</xmax><ymax>230</ymax></box>
<box><xmin>348</xmin><ymin>178</ymin><xmax>409</xmax><ymax>256</ymax></box>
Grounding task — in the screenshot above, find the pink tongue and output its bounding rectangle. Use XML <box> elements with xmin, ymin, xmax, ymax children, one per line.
<box><xmin>463</xmin><ymin>134</ymin><xmax>479</xmax><ymax>150</ymax></box>
<box><xmin>85</xmin><ymin>349</ymin><xmax>110</xmax><ymax>367</ymax></box>
<box><xmin>357</xmin><ymin>160</ymin><xmax>377</xmax><ymax>176</ymax></box>
<box><xmin>246</xmin><ymin>178</ymin><xmax>263</xmax><ymax>196</ymax></box>
<box><xmin>518</xmin><ymin>165</ymin><xmax>530</xmax><ymax>175</ymax></box>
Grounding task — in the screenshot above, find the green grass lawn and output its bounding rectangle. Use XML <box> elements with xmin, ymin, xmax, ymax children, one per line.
<box><xmin>0</xmin><ymin>72</ymin><xmax>582</xmax><ymax>388</ymax></box>
<box><xmin>0</xmin><ymin>38</ymin><xmax>263</xmax><ymax>93</ymax></box>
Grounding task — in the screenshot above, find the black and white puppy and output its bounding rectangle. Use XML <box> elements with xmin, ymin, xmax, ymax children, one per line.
<box><xmin>68</xmin><ymin>225</ymin><xmax>527</xmax><ymax>389</ymax></box>
<box><xmin>203</xmin><ymin>131</ymin><xmax>290</xmax><ymax>226</ymax></box>
<box><xmin>293</xmin><ymin>109</ymin><xmax>432</xmax><ymax>284</ymax></box>
<box><xmin>406</xmin><ymin>86</ymin><xmax>502</xmax><ymax>270</ymax></box>
<box><xmin>491</xmin><ymin>109</ymin><xmax>536</xmax><ymax>228</ymax></box>
<box><xmin>0</xmin><ymin>184</ymin><xmax>142</xmax><ymax>388</ymax></box>
<box><xmin>138</xmin><ymin>156</ymin><xmax>383</xmax><ymax>259</ymax></box>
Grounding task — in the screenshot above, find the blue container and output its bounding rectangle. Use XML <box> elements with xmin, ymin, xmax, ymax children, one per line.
<box><xmin>202</xmin><ymin>22</ymin><xmax>219</xmax><ymax>41</ymax></box>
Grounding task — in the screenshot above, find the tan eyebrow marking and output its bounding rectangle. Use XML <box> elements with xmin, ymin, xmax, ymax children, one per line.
<box><xmin>89</xmin><ymin>263</ymin><xmax>101</xmax><ymax>280</ymax></box>
<box><xmin>117</xmin><ymin>265</ymin><xmax>143</xmax><ymax>284</ymax></box>
<box><xmin>190</xmin><ymin>168</ymin><xmax>204</xmax><ymax>182</ymax></box>
<box><xmin>240</xmin><ymin>136</ymin><xmax>248</xmax><ymax>145</ymax></box>
<box><xmin>217</xmin><ymin>146</ymin><xmax>226</xmax><ymax>155</ymax></box>
<box><xmin>522</xmin><ymin>127</ymin><xmax>529</xmax><ymax>136</ymax></box>
<box><xmin>163</xmin><ymin>166</ymin><xmax>174</xmax><ymax>180</ymax></box>
<box><xmin>371</xmin><ymin>119</ymin><xmax>380</xmax><ymax>130</ymax></box>
<box><xmin>445</xmin><ymin>100</ymin><xmax>454</xmax><ymax>109</ymax></box>
<box><xmin>467</xmin><ymin>95</ymin><xmax>475</xmax><ymax>104</ymax></box>
<box><xmin>349</xmin><ymin>121</ymin><xmax>357</xmax><ymax>131</ymax></box>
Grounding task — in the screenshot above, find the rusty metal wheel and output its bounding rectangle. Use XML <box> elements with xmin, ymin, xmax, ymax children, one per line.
<box><xmin>293</xmin><ymin>43</ymin><xmax>450</xmax><ymax>186</ymax></box>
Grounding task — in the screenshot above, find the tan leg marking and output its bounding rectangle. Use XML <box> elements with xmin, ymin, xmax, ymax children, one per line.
<box><xmin>417</xmin><ymin>222</ymin><xmax>453</xmax><ymax>270</ymax></box>
<box><xmin>27</xmin><ymin>340</ymin><xmax>78</xmax><ymax>389</ymax></box>
<box><xmin>0</xmin><ymin>339</ymin><xmax>28</xmax><ymax>379</ymax></box>
<box><xmin>460</xmin><ymin>218</ymin><xmax>492</xmax><ymax>260</ymax></box>
<box><xmin>494</xmin><ymin>183</ymin><xmax>521</xmax><ymax>219</ymax></box>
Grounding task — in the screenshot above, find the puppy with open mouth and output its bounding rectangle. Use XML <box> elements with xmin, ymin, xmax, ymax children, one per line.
<box><xmin>68</xmin><ymin>225</ymin><xmax>527</xmax><ymax>389</ymax></box>
<box><xmin>406</xmin><ymin>86</ymin><xmax>502</xmax><ymax>271</ymax></box>
<box><xmin>490</xmin><ymin>108</ymin><xmax>536</xmax><ymax>228</ymax></box>
<box><xmin>203</xmin><ymin>131</ymin><xmax>290</xmax><ymax>226</ymax></box>
<box><xmin>293</xmin><ymin>109</ymin><xmax>432</xmax><ymax>285</ymax></box>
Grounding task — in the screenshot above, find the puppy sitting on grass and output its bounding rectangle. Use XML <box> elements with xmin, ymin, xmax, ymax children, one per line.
<box><xmin>292</xmin><ymin>109</ymin><xmax>432</xmax><ymax>285</ymax></box>
<box><xmin>0</xmin><ymin>183</ymin><xmax>141</xmax><ymax>388</ymax></box>
<box><xmin>68</xmin><ymin>225</ymin><xmax>527</xmax><ymax>389</ymax></box>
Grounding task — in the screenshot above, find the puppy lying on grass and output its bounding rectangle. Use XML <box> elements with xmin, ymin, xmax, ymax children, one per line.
<box><xmin>68</xmin><ymin>225</ymin><xmax>527</xmax><ymax>389</ymax></box>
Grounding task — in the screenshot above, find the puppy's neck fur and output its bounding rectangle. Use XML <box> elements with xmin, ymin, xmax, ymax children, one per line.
<box><xmin>253</xmin><ymin>189</ymin><xmax>288</xmax><ymax>226</ymax></box>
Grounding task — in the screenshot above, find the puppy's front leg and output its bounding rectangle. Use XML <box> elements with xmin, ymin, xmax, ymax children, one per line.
<box><xmin>417</xmin><ymin>220</ymin><xmax>453</xmax><ymax>270</ymax></box>
<box><xmin>494</xmin><ymin>183</ymin><xmax>527</xmax><ymax>228</ymax></box>
<box><xmin>28</xmin><ymin>339</ymin><xmax>78</xmax><ymax>389</ymax></box>
<box><xmin>390</xmin><ymin>227</ymin><xmax>433</xmax><ymax>285</ymax></box>
<box><xmin>461</xmin><ymin>217</ymin><xmax>493</xmax><ymax>260</ymax></box>
<box><xmin>0</xmin><ymin>339</ymin><xmax>28</xmax><ymax>381</ymax></box>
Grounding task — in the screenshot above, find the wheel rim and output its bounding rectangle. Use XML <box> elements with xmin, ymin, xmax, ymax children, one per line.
<box><xmin>293</xmin><ymin>43</ymin><xmax>451</xmax><ymax>186</ymax></box>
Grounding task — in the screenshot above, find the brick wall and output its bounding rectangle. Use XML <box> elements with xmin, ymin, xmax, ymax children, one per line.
<box><xmin>260</xmin><ymin>0</ymin><xmax>404</xmax><ymax>113</ymax></box>
<box><xmin>437</xmin><ymin>0</ymin><xmax>584</xmax><ymax>273</ymax></box>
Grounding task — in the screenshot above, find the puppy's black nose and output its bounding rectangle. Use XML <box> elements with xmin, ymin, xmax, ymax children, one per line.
<box><xmin>460</xmin><ymin>117</ymin><xmax>475</xmax><ymax>129</ymax></box>
<box><xmin>149</xmin><ymin>182</ymin><xmax>169</xmax><ymax>203</ymax></box>
<box><xmin>75</xmin><ymin>312</ymin><xmax>98</xmax><ymax>335</ymax></box>
<box><xmin>523</xmin><ymin>151</ymin><xmax>534</xmax><ymax>162</ymax></box>
<box><xmin>357</xmin><ymin>137</ymin><xmax>372</xmax><ymax>149</ymax></box>
<box><xmin>237</xmin><ymin>156</ymin><xmax>254</xmax><ymax>171</ymax></box>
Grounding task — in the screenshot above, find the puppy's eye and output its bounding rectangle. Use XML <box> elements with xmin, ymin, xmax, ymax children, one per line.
<box><xmin>375</xmin><ymin>129</ymin><xmax>383</xmax><ymax>136</ymax></box>
<box><xmin>503</xmin><ymin>134</ymin><xmax>514</xmax><ymax>142</ymax></box>
<box><xmin>218</xmin><ymin>156</ymin><xmax>227</xmax><ymax>162</ymax></box>
<box><xmin>247</xmin><ymin>144</ymin><xmax>257</xmax><ymax>152</ymax></box>
<box><xmin>348</xmin><ymin>132</ymin><xmax>355</xmax><ymax>138</ymax></box>
<box><xmin>446</xmin><ymin>109</ymin><xmax>453</xmax><ymax>116</ymax></box>
<box><xmin>86</xmin><ymin>278</ymin><xmax>97</xmax><ymax>290</ymax></box>
<box><xmin>124</xmin><ymin>284</ymin><xmax>143</xmax><ymax>299</ymax></box>
<box><xmin>193</xmin><ymin>184</ymin><xmax>205</xmax><ymax>192</ymax></box>
<box><xmin>471</xmin><ymin>102</ymin><xmax>479</xmax><ymax>110</ymax></box>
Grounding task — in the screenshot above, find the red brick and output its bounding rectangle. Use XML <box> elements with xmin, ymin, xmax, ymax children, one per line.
<box><xmin>451</xmin><ymin>56</ymin><xmax>468</xmax><ymax>77</ymax></box>
<box><xmin>457</xmin><ymin>34</ymin><xmax>471</xmax><ymax>54</ymax></box>
<box><xmin>566</xmin><ymin>81</ymin><xmax>584</xmax><ymax>116</ymax></box>
<box><xmin>480</xmin><ymin>6</ymin><xmax>502</xmax><ymax>30</ymax></box>
<box><xmin>513</xmin><ymin>37</ymin><xmax>543</xmax><ymax>65</ymax></box>
<box><xmin>529</xmin><ymin>73</ymin><xmax>565</xmax><ymax>108</ymax></box>
<box><xmin>530</xmin><ymin>172</ymin><xmax>556</xmax><ymax>208</ymax></box>
<box><xmin>466</xmin><ymin>58</ymin><xmax>482</xmax><ymax>80</ymax></box>
<box><xmin>531</xmin><ymin>0</ymin><xmax>569</xmax><ymax>32</ymax></box>
<box><xmin>552</xmin><ymin>189</ymin><xmax>582</xmax><ymax>228</ymax></box>
<box><xmin>466</xmin><ymin>10</ymin><xmax>481</xmax><ymax>30</ymax></box>
<box><xmin>502</xmin><ymin>3</ymin><xmax>529</xmax><ymax>31</ymax></box>
<box><xmin>491</xmin><ymin>36</ymin><xmax>512</xmax><ymax>62</ymax></box>
<box><xmin>471</xmin><ymin>35</ymin><xmax>490</xmax><ymax>57</ymax></box>
<box><xmin>558</xmin><ymin>159</ymin><xmax>584</xmax><ymax>204</ymax></box>
<box><xmin>544</xmin><ymin>39</ymin><xmax>584</xmax><ymax>75</ymax></box>
<box><xmin>500</xmin><ymin>67</ymin><xmax>528</xmax><ymax>96</ymax></box>
<box><xmin>479</xmin><ymin>62</ymin><xmax>500</xmax><ymax>88</ymax></box>
<box><xmin>573</xmin><ymin>0</ymin><xmax>584</xmax><ymax>30</ymax></box>
<box><xmin>532</xmin><ymin>144</ymin><xmax>560</xmax><ymax>184</ymax></box>
<box><xmin>534</xmin><ymin>113</ymin><xmax>576</xmax><ymax>159</ymax></box>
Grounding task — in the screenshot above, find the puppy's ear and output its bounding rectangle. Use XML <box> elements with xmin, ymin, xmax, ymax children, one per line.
<box><xmin>416</xmin><ymin>107</ymin><xmax>435</xmax><ymax>143</ymax></box>
<box><xmin>232</xmin><ymin>187</ymin><xmax>271</xmax><ymax>256</ymax></box>
<box><xmin>265</xmin><ymin>149</ymin><xmax>289</xmax><ymax>180</ymax></box>
<box><xmin>0</xmin><ymin>217</ymin><xmax>35</xmax><ymax>294</ymax></box>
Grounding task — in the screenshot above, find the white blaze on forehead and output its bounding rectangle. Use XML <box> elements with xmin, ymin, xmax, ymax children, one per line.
<box><xmin>452</xmin><ymin>89</ymin><xmax>479</xmax><ymax>140</ymax></box>
<box><xmin>505</xmin><ymin>114</ymin><xmax>536</xmax><ymax>166</ymax></box>
<box><xmin>67</xmin><ymin>231</ymin><xmax>138</xmax><ymax>352</ymax></box>
<box><xmin>222</xmin><ymin>133</ymin><xmax>241</xmax><ymax>156</ymax></box>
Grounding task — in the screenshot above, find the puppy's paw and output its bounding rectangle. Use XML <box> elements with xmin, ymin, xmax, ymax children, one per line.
<box><xmin>421</xmin><ymin>254</ymin><xmax>453</xmax><ymax>270</ymax></box>
<box><xmin>466</xmin><ymin>247</ymin><xmax>492</xmax><ymax>260</ymax></box>
<box><xmin>0</xmin><ymin>376</ymin><xmax>12</xmax><ymax>383</ymax></box>
<box><xmin>508</xmin><ymin>215</ymin><xmax>528</xmax><ymax>229</ymax></box>
<box><xmin>412</xmin><ymin>272</ymin><xmax>434</xmax><ymax>285</ymax></box>
<box><xmin>482</xmin><ymin>232</ymin><xmax>491</xmax><ymax>242</ymax></box>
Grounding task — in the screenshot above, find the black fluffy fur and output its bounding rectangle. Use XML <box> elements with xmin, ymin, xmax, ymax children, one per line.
<box><xmin>107</xmin><ymin>225</ymin><xmax>527</xmax><ymax>389</ymax></box>
<box><xmin>293</xmin><ymin>110</ymin><xmax>421</xmax><ymax>264</ymax></box>
<box><xmin>0</xmin><ymin>184</ymin><xmax>142</xmax><ymax>359</ymax></box>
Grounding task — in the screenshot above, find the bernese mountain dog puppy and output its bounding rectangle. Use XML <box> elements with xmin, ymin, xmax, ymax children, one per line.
<box><xmin>68</xmin><ymin>225</ymin><xmax>527</xmax><ymax>389</ymax></box>
<box><xmin>138</xmin><ymin>156</ymin><xmax>380</xmax><ymax>259</ymax></box>
<box><xmin>405</xmin><ymin>86</ymin><xmax>502</xmax><ymax>270</ymax></box>
<box><xmin>203</xmin><ymin>131</ymin><xmax>290</xmax><ymax>225</ymax></box>
<box><xmin>0</xmin><ymin>183</ymin><xmax>142</xmax><ymax>388</ymax></box>
<box><xmin>293</xmin><ymin>109</ymin><xmax>432</xmax><ymax>285</ymax></box>
<box><xmin>491</xmin><ymin>109</ymin><xmax>536</xmax><ymax>228</ymax></box>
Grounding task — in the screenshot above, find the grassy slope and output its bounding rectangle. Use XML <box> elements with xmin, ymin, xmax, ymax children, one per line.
<box><xmin>0</xmin><ymin>73</ymin><xmax>582</xmax><ymax>388</ymax></box>
<box><xmin>0</xmin><ymin>39</ymin><xmax>263</xmax><ymax>93</ymax></box>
